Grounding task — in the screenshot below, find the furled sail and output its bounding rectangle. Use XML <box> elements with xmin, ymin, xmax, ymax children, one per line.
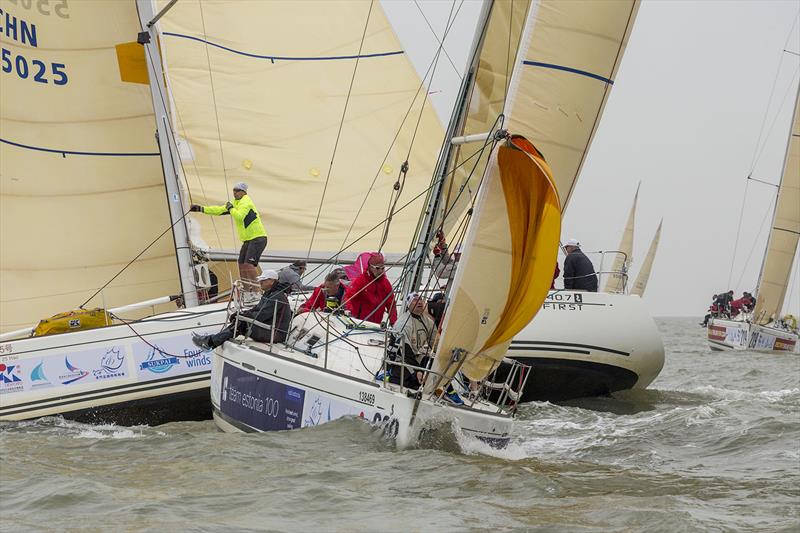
<box><xmin>155</xmin><ymin>0</ymin><xmax>444</xmax><ymax>258</ymax></box>
<box><xmin>0</xmin><ymin>1</ymin><xmax>181</xmax><ymax>333</ymax></box>
<box><xmin>443</xmin><ymin>0</ymin><xmax>639</xmax><ymax>230</ymax></box>
<box><xmin>604</xmin><ymin>183</ymin><xmax>639</xmax><ymax>293</ymax></box>
<box><xmin>630</xmin><ymin>219</ymin><xmax>662</xmax><ymax>297</ymax></box>
<box><xmin>433</xmin><ymin>137</ymin><xmax>560</xmax><ymax>382</ymax></box>
<box><xmin>753</xmin><ymin>86</ymin><xmax>800</xmax><ymax>325</ymax></box>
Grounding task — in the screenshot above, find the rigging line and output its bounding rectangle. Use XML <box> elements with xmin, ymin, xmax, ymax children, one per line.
<box><xmin>504</xmin><ymin>0</ymin><xmax>513</xmax><ymax>105</ymax></box>
<box><xmin>734</xmin><ymin>194</ymin><xmax>776</xmax><ymax>291</ymax></box>
<box><xmin>727</xmin><ymin>178</ymin><xmax>750</xmax><ymax>288</ymax></box>
<box><xmin>337</xmin><ymin>0</ymin><xmax>465</xmax><ymax>255</ymax></box>
<box><xmin>413</xmin><ymin>0</ymin><xmax>464</xmax><ymax>81</ymax></box>
<box><xmin>79</xmin><ymin>208</ymin><xmax>193</xmax><ymax>309</ymax></box>
<box><xmin>198</xmin><ymin>0</ymin><xmax>238</xmax><ymax>249</ymax></box>
<box><xmin>305</xmin><ymin>0</ymin><xmax>376</xmax><ymax>260</ymax></box>
<box><xmin>748</xmin><ymin>22</ymin><xmax>800</xmax><ymax>174</ymax></box>
<box><xmin>292</xmin><ymin>139</ymin><xmax>493</xmax><ymax>290</ymax></box>
<box><xmin>751</xmin><ymin>67</ymin><xmax>800</xmax><ymax>170</ymax></box>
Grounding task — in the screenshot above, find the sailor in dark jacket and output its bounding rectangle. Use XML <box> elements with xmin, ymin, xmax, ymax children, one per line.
<box><xmin>563</xmin><ymin>238</ymin><xmax>598</xmax><ymax>292</ymax></box>
<box><xmin>192</xmin><ymin>269</ymin><xmax>293</xmax><ymax>350</ymax></box>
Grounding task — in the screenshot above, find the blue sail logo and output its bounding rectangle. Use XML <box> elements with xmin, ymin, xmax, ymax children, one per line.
<box><xmin>139</xmin><ymin>346</ymin><xmax>179</xmax><ymax>374</ymax></box>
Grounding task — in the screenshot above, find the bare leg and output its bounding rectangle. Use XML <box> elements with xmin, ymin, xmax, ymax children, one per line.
<box><xmin>239</xmin><ymin>262</ymin><xmax>258</xmax><ymax>289</ymax></box>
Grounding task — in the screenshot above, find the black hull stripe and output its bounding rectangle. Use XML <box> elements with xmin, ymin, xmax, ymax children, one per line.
<box><xmin>510</xmin><ymin>340</ymin><xmax>629</xmax><ymax>357</ymax></box>
<box><xmin>214</xmin><ymin>406</ymin><xmax>259</xmax><ymax>433</ymax></box>
<box><xmin>0</xmin><ymin>372</ymin><xmax>210</xmax><ymax>416</ymax></box>
<box><xmin>508</xmin><ymin>346</ymin><xmax>590</xmax><ymax>355</ymax></box>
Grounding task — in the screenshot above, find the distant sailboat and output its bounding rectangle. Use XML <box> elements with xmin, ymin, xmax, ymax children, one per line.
<box><xmin>604</xmin><ymin>184</ymin><xmax>639</xmax><ymax>294</ymax></box>
<box><xmin>708</xmin><ymin>84</ymin><xmax>800</xmax><ymax>353</ymax></box>
<box><xmin>630</xmin><ymin>219</ymin><xmax>663</xmax><ymax>297</ymax></box>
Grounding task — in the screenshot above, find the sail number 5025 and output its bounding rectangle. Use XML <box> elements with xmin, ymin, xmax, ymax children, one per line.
<box><xmin>359</xmin><ymin>391</ymin><xmax>375</xmax><ymax>405</ymax></box>
<box><xmin>1</xmin><ymin>48</ymin><xmax>68</xmax><ymax>85</ymax></box>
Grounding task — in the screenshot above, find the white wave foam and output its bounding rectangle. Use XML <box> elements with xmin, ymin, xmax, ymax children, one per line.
<box><xmin>687</xmin><ymin>385</ymin><xmax>800</xmax><ymax>402</ymax></box>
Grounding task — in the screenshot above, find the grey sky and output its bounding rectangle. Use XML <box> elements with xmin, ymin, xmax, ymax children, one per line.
<box><xmin>384</xmin><ymin>0</ymin><xmax>800</xmax><ymax>317</ymax></box>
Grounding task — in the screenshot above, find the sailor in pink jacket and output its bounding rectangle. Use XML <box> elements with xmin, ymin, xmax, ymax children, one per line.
<box><xmin>344</xmin><ymin>253</ymin><xmax>397</xmax><ymax>325</ymax></box>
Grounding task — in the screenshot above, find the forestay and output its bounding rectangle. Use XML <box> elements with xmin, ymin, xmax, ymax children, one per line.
<box><xmin>753</xmin><ymin>87</ymin><xmax>800</xmax><ymax>324</ymax></box>
<box><xmin>0</xmin><ymin>1</ymin><xmax>181</xmax><ymax>333</ymax></box>
<box><xmin>155</xmin><ymin>0</ymin><xmax>444</xmax><ymax>257</ymax></box>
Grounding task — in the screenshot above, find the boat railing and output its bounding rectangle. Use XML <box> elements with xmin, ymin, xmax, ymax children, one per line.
<box><xmin>384</xmin><ymin>349</ymin><xmax>531</xmax><ymax>415</ymax></box>
<box><xmin>581</xmin><ymin>249</ymin><xmax>629</xmax><ymax>293</ymax></box>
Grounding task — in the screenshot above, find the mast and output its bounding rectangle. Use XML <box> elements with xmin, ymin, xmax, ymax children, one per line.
<box><xmin>136</xmin><ymin>0</ymin><xmax>198</xmax><ymax>307</ymax></box>
<box><xmin>403</xmin><ymin>0</ymin><xmax>495</xmax><ymax>298</ymax></box>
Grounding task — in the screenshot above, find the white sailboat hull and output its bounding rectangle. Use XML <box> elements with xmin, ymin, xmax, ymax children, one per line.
<box><xmin>210</xmin><ymin>320</ymin><xmax>515</xmax><ymax>449</ymax></box>
<box><xmin>0</xmin><ymin>303</ymin><xmax>229</xmax><ymax>422</ymax></box>
<box><xmin>507</xmin><ymin>291</ymin><xmax>665</xmax><ymax>401</ymax></box>
<box><xmin>707</xmin><ymin>318</ymin><xmax>799</xmax><ymax>353</ymax></box>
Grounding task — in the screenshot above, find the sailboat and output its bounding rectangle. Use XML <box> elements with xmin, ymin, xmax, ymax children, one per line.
<box><xmin>630</xmin><ymin>219</ymin><xmax>663</xmax><ymax>297</ymax></box>
<box><xmin>708</xmin><ymin>84</ymin><xmax>800</xmax><ymax>353</ymax></box>
<box><xmin>143</xmin><ymin>0</ymin><xmax>566</xmax><ymax>447</ymax></box>
<box><xmin>0</xmin><ymin>0</ymin><xmax>232</xmax><ymax>422</ymax></box>
<box><xmin>445</xmin><ymin>0</ymin><xmax>664</xmax><ymax>401</ymax></box>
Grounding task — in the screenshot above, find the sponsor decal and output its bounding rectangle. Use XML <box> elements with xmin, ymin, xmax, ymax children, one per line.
<box><xmin>30</xmin><ymin>360</ymin><xmax>52</xmax><ymax>389</ymax></box>
<box><xmin>708</xmin><ymin>325</ymin><xmax>727</xmax><ymax>341</ymax></box>
<box><xmin>92</xmin><ymin>348</ymin><xmax>126</xmax><ymax>380</ymax></box>
<box><xmin>220</xmin><ymin>363</ymin><xmax>305</xmax><ymax>431</ymax></box>
<box><xmin>0</xmin><ymin>362</ymin><xmax>24</xmax><ymax>394</ymax></box>
<box><xmin>59</xmin><ymin>357</ymin><xmax>90</xmax><ymax>385</ymax></box>
<box><xmin>139</xmin><ymin>345</ymin><xmax>180</xmax><ymax>374</ymax></box>
<box><xmin>773</xmin><ymin>337</ymin><xmax>797</xmax><ymax>352</ymax></box>
<box><xmin>183</xmin><ymin>347</ymin><xmax>211</xmax><ymax>369</ymax></box>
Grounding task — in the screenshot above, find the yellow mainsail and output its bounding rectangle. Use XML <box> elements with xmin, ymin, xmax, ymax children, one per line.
<box><xmin>155</xmin><ymin>0</ymin><xmax>444</xmax><ymax>257</ymax></box>
<box><xmin>0</xmin><ymin>1</ymin><xmax>181</xmax><ymax>333</ymax></box>
<box><xmin>753</xmin><ymin>87</ymin><xmax>800</xmax><ymax>324</ymax></box>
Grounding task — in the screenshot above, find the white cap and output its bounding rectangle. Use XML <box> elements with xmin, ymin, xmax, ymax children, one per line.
<box><xmin>406</xmin><ymin>292</ymin><xmax>421</xmax><ymax>306</ymax></box>
<box><xmin>233</xmin><ymin>182</ymin><xmax>248</xmax><ymax>192</ymax></box>
<box><xmin>256</xmin><ymin>269</ymin><xmax>278</xmax><ymax>281</ymax></box>
<box><xmin>565</xmin><ymin>238</ymin><xmax>580</xmax><ymax>247</ymax></box>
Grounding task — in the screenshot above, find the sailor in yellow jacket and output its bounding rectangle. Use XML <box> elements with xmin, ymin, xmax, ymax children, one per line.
<box><xmin>190</xmin><ymin>181</ymin><xmax>267</xmax><ymax>289</ymax></box>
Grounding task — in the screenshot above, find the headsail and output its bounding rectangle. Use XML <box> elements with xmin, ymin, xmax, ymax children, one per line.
<box><xmin>604</xmin><ymin>183</ymin><xmax>640</xmax><ymax>293</ymax></box>
<box><xmin>155</xmin><ymin>0</ymin><xmax>443</xmax><ymax>258</ymax></box>
<box><xmin>433</xmin><ymin>137</ymin><xmax>560</xmax><ymax>382</ymax></box>
<box><xmin>0</xmin><ymin>1</ymin><xmax>181</xmax><ymax>333</ymax></box>
<box><xmin>631</xmin><ymin>219</ymin><xmax>662</xmax><ymax>297</ymax></box>
<box><xmin>753</xmin><ymin>86</ymin><xmax>800</xmax><ymax>324</ymax></box>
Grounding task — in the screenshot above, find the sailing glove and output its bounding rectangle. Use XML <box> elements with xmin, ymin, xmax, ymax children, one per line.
<box><xmin>190</xmin><ymin>204</ymin><xmax>202</xmax><ymax>212</ymax></box>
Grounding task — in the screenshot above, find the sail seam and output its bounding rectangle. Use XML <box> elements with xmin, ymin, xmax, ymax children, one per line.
<box><xmin>161</xmin><ymin>32</ymin><xmax>404</xmax><ymax>62</ymax></box>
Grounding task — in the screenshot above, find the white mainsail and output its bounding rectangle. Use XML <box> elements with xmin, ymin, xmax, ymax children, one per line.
<box><xmin>604</xmin><ymin>183</ymin><xmax>639</xmax><ymax>293</ymax></box>
<box><xmin>753</xmin><ymin>86</ymin><xmax>800</xmax><ymax>325</ymax></box>
<box><xmin>0</xmin><ymin>1</ymin><xmax>182</xmax><ymax>333</ymax></box>
<box><xmin>155</xmin><ymin>0</ymin><xmax>444</xmax><ymax>258</ymax></box>
<box><xmin>444</xmin><ymin>0</ymin><xmax>639</xmax><ymax>227</ymax></box>
<box><xmin>631</xmin><ymin>219</ymin><xmax>662</xmax><ymax>297</ymax></box>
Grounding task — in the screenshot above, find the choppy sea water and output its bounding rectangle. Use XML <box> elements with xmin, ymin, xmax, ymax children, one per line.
<box><xmin>1</xmin><ymin>318</ymin><xmax>798</xmax><ymax>532</ymax></box>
